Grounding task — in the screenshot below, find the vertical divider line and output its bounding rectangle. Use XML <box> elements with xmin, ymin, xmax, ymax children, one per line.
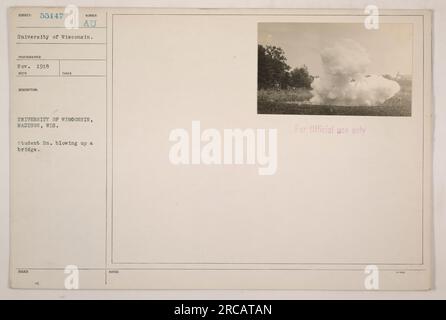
<box><xmin>111</xmin><ymin>13</ymin><xmax>114</xmax><ymax>266</ymax></box>
<box><xmin>105</xmin><ymin>11</ymin><xmax>108</xmax><ymax>285</ymax></box>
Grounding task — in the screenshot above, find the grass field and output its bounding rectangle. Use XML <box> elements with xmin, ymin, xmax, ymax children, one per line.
<box><xmin>257</xmin><ymin>79</ymin><xmax>412</xmax><ymax>116</ymax></box>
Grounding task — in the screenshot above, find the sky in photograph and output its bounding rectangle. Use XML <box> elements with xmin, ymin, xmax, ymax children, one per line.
<box><xmin>258</xmin><ymin>23</ymin><xmax>413</xmax><ymax>77</ymax></box>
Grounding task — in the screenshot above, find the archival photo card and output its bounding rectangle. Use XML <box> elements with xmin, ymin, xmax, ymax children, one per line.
<box><xmin>8</xmin><ymin>8</ymin><xmax>432</xmax><ymax>290</ymax></box>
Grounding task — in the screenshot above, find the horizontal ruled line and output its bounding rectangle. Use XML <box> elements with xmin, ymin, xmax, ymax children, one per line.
<box><xmin>16</xmin><ymin>26</ymin><xmax>106</xmax><ymax>28</ymax></box>
<box><xmin>16</xmin><ymin>75</ymin><xmax>105</xmax><ymax>78</ymax></box>
<box><xmin>16</xmin><ymin>58</ymin><xmax>106</xmax><ymax>61</ymax></box>
<box><xmin>16</xmin><ymin>42</ymin><xmax>106</xmax><ymax>45</ymax></box>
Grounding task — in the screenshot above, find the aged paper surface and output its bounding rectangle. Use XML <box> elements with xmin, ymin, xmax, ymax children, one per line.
<box><xmin>9</xmin><ymin>7</ymin><xmax>432</xmax><ymax>290</ymax></box>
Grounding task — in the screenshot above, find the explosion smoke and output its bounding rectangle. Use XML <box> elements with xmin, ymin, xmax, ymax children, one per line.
<box><xmin>310</xmin><ymin>39</ymin><xmax>401</xmax><ymax>106</ymax></box>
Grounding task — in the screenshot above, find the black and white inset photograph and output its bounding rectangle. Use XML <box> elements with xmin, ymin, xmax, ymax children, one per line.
<box><xmin>258</xmin><ymin>23</ymin><xmax>413</xmax><ymax>116</ymax></box>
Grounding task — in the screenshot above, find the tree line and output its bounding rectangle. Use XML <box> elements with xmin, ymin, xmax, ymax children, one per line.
<box><xmin>258</xmin><ymin>44</ymin><xmax>314</xmax><ymax>90</ymax></box>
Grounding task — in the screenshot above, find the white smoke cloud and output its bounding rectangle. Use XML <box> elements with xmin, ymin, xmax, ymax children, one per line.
<box><xmin>310</xmin><ymin>39</ymin><xmax>400</xmax><ymax>106</ymax></box>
